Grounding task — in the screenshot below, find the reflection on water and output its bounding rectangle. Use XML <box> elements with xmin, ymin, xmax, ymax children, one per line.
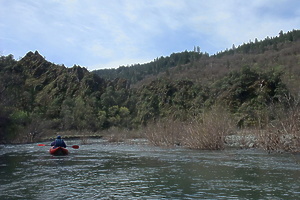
<box><xmin>1</xmin><ymin>140</ymin><xmax>300</xmax><ymax>199</ymax></box>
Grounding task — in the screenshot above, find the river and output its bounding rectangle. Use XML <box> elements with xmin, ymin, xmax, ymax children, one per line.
<box><xmin>1</xmin><ymin>139</ymin><xmax>300</xmax><ymax>199</ymax></box>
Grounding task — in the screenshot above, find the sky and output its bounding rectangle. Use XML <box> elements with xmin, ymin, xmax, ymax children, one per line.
<box><xmin>1</xmin><ymin>0</ymin><xmax>300</xmax><ymax>71</ymax></box>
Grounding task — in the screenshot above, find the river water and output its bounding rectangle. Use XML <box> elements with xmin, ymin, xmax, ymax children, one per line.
<box><xmin>1</xmin><ymin>139</ymin><xmax>300</xmax><ymax>200</ymax></box>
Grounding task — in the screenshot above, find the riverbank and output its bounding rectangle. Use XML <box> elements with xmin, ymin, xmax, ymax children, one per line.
<box><xmin>2</xmin><ymin>126</ymin><xmax>300</xmax><ymax>154</ymax></box>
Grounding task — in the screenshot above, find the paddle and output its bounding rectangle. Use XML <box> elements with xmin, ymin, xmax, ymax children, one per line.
<box><xmin>38</xmin><ymin>144</ymin><xmax>79</xmax><ymax>149</ymax></box>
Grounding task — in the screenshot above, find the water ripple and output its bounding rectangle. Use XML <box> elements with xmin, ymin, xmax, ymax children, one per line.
<box><xmin>1</xmin><ymin>141</ymin><xmax>300</xmax><ymax>199</ymax></box>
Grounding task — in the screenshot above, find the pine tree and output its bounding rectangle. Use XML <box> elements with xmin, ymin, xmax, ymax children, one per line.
<box><xmin>197</xmin><ymin>46</ymin><xmax>200</xmax><ymax>53</ymax></box>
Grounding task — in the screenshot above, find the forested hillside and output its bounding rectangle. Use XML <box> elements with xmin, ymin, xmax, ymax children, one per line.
<box><xmin>94</xmin><ymin>50</ymin><xmax>206</xmax><ymax>84</ymax></box>
<box><xmin>0</xmin><ymin>51</ymin><xmax>131</xmax><ymax>143</ymax></box>
<box><xmin>94</xmin><ymin>29</ymin><xmax>300</xmax><ymax>87</ymax></box>
<box><xmin>1</xmin><ymin>30</ymin><xmax>300</xmax><ymax>149</ymax></box>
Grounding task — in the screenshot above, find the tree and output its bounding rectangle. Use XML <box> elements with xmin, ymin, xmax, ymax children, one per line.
<box><xmin>97</xmin><ymin>110</ymin><xmax>107</xmax><ymax>129</ymax></box>
<box><xmin>232</xmin><ymin>44</ymin><xmax>236</xmax><ymax>50</ymax></box>
<box><xmin>60</xmin><ymin>98</ymin><xmax>75</xmax><ymax>130</ymax></box>
<box><xmin>279</xmin><ymin>30</ymin><xmax>284</xmax><ymax>37</ymax></box>
<box><xmin>73</xmin><ymin>97</ymin><xmax>87</xmax><ymax>130</ymax></box>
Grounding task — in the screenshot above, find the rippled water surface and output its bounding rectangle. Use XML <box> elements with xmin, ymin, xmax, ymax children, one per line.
<box><xmin>1</xmin><ymin>139</ymin><xmax>300</xmax><ymax>199</ymax></box>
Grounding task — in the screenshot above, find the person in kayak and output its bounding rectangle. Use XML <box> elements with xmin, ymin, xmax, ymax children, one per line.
<box><xmin>51</xmin><ymin>135</ymin><xmax>67</xmax><ymax>148</ymax></box>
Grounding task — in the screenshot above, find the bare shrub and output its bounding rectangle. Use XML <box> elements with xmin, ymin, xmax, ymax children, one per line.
<box><xmin>256</xmin><ymin>98</ymin><xmax>300</xmax><ymax>153</ymax></box>
<box><xmin>255</xmin><ymin>129</ymin><xmax>285</xmax><ymax>152</ymax></box>
<box><xmin>103</xmin><ymin>127</ymin><xmax>141</xmax><ymax>143</ymax></box>
<box><xmin>183</xmin><ymin>106</ymin><xmax>235</xmax><ymax>150</ymax></box>
<box><xmin>144</xmin><ymin>106</ymin><xmax>235</xmax><ymax>150</ymax></box>
<box><xmin>143</xmin><ymin>119</ymin><xmax>185</xmax><ymax>147</ymax></box>
<box><xmin>105</xmin><ymin>128</ymin><xmax>126</xmax><ymax>143</ymax></box>
<box><xmin>16</xmin><ymin>118</ymin><xmax>54</xmax><ymax>143</ymax></box>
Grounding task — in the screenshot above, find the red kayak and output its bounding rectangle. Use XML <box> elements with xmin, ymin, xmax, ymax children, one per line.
<box><xmin>49</xmin><ymin>146</ymin><xmax>69</xmax><ymax>155</ymax></box>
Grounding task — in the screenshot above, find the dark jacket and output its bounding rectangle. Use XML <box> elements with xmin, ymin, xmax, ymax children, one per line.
<box><xmin>51</xmin><ymin>138</ymin><xmax>67</xmax><ymax>148</ymax></box>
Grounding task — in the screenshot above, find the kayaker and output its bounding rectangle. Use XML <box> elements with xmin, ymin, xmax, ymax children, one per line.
<box><xmin>51</xmin><ymin>135</ymin><xmax>67</xmax><ymax>148</ymax></box>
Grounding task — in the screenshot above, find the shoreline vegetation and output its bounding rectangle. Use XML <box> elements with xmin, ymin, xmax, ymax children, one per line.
<box><xmin>3</xmin><ymin>102</ymin><xmax>300</xmax><ymax>153</ymax></box>
<box><xmin>1</xmin><ymin>30</ymin><xmax>300</xmax><ymax>154</ymax></box>
<box><xmin>31</xmin><ymin>104</ymin><xmax>300</xmax><ymax>154</ymax></box>
<box><xmin>142</xmin><ymin>105</ymin><xmax>300</xmax><ymax>153</ymax></box>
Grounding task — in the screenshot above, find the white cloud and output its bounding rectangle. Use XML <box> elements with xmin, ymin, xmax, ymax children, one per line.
<box><xmin>183</xmin><ymin>1</ymin><xmax>300</xmax><ymax>51</ymax></box>
<box><xmin>1</xmin><ymin>0</ymin><xmax>300</xmax><ymax>70</ymax></box>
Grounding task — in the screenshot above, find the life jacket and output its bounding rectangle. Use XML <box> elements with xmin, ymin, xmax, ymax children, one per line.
<box><xmin>54</xmin><ymin>139</ymin><xmax>64</xmax><ymax>147</ymax></box>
